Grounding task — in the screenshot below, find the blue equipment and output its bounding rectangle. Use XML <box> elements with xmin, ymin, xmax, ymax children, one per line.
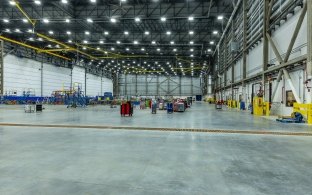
<box><xmin>167</xmin><ymin>103</ymin><xmax>173</xmax><ymax>114</ymax></box>
<box><xmin>151</xmin><ymin>101</ymin><xmax>157</xmax><ymax>114</ymax></box>
<box><xmin>103</xmin><ymin>92</ymin><xmax>113</xmax><ymax>100</ymax></box>
<box><xmin>276</xmin><ymin>112</ymin><xmax>304</xmax><ymax>123</ymax></box>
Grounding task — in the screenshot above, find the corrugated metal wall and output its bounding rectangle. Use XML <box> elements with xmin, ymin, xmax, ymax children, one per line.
<box><xmin>4</xmin><ymin>54</ymin><xmax>113</xmax><ymax>97</ymax></box>
<box><xmin>119</xmin><ymin>74</ymin><xmax>202</xmax><ymax>96</ymax></box>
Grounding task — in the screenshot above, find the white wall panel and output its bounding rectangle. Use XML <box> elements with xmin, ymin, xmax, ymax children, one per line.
<box><xmin>247</xmin><ymin>42</ymin><xmax>263</xmax><ymax>77</ymax></box>
<box><xmin>4</xmin><ymin>55</ymin><xmax>41</xmax><ymax>96</ymax></box>
<box><xmin>3</xmin><ymin>56</ymin><xmax>113</xmax><ymax>97</ymax></box>
<box><xmin>269</xmin><ymin>10</ymin><xmax>307</xmax><ymax>65</ymax></box>
<box><xmin>72</xmin><ymin>66</ymin><xmax>85</xmax><ymax>93</ymax></box>
<box><xmin>102</xmin><ymin>77</ymin><xmax>113</xmax><ymax>95</ymax></box>
<box><xmin>234</xmin><ymin>59</ymin><xmax>242</xmax><ymax>82</ymax></box>
<box><xmin>43</xmin><ymin>64</ymin><xmax>71</xmax><ymax>96</ymax></box>
<box><xmin>226</xmin><ymin>67</ymin><xmax>232</xmax><ymax>84</ymax></box>
<box><xmin>119</xmin><ymin>75</ymin><xmax>201</xmax><ymax>96</ymax></box>
<box><xmin>86</xmin><ymin>73</ymin><xmax>101</xmax><ymax>97</ymax></box>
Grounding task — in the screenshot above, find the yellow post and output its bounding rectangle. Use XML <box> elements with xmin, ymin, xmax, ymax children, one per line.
<box><xmin>265</xmin><ymin>102</ymin><xmax>270</xmax><ymax>116</ymax></box>
<box><xmin>253</xmin><ymin>97</ymin><xmax>265</xmax><ymax>116</ymax></box>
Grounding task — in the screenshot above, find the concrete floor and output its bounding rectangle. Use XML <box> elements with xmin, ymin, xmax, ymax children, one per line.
<box><xmin>0</xmin><ymin>103</ymin><xmax>312</xmax><ymax>194</ymax></box>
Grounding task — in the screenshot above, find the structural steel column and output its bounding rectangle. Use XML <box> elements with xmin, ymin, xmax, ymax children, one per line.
<box><xmin>307</xmin><ymin>0</ymin><xmax>312</xmax><ymax>103</ymax></box>
<box><xmin>242</xmin><ymin>0</ymin><xmax>247</xmax><ymax>100</ymax></box>
<box><xmin>70</xmin><ymin>68</ymin><xmax>73</xmax><ymax>90</ymax></box>
<box><xmin>191</xmin><ymin>76</ymin><xmax>193</xmax><ymax>96</ymax></box>
<box><xmin>135</xmin><ymin>74</ymin><xmax>138</xmax><ymax>95</ymax></box>
<box><xmin>0</xmin><ymin>40</ymin><xmax>3</xmax><ymax>95</ymax></box>
<box><xmin>145</xmin><ymin>75</ymin><xmax>148</xmax><ymax>95</ymax></box>
<box><xmin>124</xmin><ymin>74</ymin><xmax>127</xmax><ymax>95</ymax></box>
<box><xmin>262</xmin><ymin>0</ymin><xmax>270</xmax><ymax>100</ymax></box>
<box><xmin>40</xmin><ymin>57</ymin><xmax>43</xmax><ymax>97</ymax></box>
<box><xmin>263</xmin><ymin>0</ymin><xmax>269</xmax><ymax>72</ymax></box>
<box><xmin>156</xmin><ymin>75</ymin><xmax>159</xmax><ymax>95</ymax></box>
<box><xmin>179</xmin><ymin>76</ymin><xmax>182</xmax><ymax>96</ymax></box>
<box><xmin>84</xmin><ymin>68</ymin><xmax>87</xmax><ymax>96</ymax></box>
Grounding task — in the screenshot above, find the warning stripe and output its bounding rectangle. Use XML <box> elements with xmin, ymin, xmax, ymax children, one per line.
<box><xmin>0</xmin><ymin>123</ymin><xmax>311</xmax><ymax>137</ymax></box>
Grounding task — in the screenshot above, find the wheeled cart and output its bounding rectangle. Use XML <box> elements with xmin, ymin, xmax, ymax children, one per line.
<box><xmin>177</xmin><ymin>103</ymin><xmax>185</xmax><ymax>112</ymax></box>
<box><xmin>24</xmin><ymin>104</ymin><xmax>35</xmax><ymax>113</ymax></box>
<box><xmin>167</xmin><ymin>103</ymin><xmax>173</xmax><ymax>114</ymax></box>
<box><xmin>120</xmin><ymin>101</ymin><xmax>133</xmax><ymax>116</ymax></box>
<box><xmin>36</xmin><ymin>104</ymin><xmax>43</xmax><ymax>112</ymax></box>
<box><xmin>151</xmin><ymin>102</ymin><xmax>157</xmax><ymax>114</ymax></box>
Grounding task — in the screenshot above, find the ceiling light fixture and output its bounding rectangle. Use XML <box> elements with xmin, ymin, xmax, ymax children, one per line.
<box><xmin>9</xmin><ymin>1</ymin><xmax>16</xmax><ymax>5</ymax></box>
<box><xmin>43</xmin><ymin>18</ymin><xmax>49</xmax><ymax>23</ymax></box>
<box><xmin>34</xmin><ymin>0</ymin><xmax>41</xmax><ymax>5</ymax></box>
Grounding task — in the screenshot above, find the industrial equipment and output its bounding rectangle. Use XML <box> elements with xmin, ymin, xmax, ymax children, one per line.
<box><xmin>215</xmin><ymin>101</ymin><xmax>223</xmax><ymax>110</ymax></box>
<box><xmin>151</xmin><ymin>101</ymin><xmax>157</xmax><ymax>114</ymax></box>
<box><xmin>177</xmin><ymin>102</ymin><xmax>185</xmax><ymax>112</ymax></box>
<box><xmin>159</xmin><ymin>102</ymin><xmax>164</xmax><ymax>110</ymax></box>
<box><xmin>276</xmin><ymin>112</ymin><xmax>304</xmax><ymax>123</ymax></box>
<box><xmin>167</xmin><ymin>103</ymin><xmax>173</xmax><ymax>114</ymax></box>
<box><xmin>120</xmin><ymin>101</ymin><xmax>133</xmax><ymax>116</ymax></box>
<box><xmin>24</xmin><ymin>104</ymin><xmax>35</xmax><ymax>113</ymax></box>
<box><xmin>252</xmin><ymin>97</ymin><xmax>270</xmax><ymax>116</ymax></box>
<box><xmin>36</xmin><ymin>104</ymin><xmax>43</xmax><ymax>112</ymax></box>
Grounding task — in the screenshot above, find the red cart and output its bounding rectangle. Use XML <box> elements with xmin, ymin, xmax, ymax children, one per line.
<box><xmin>121</xmin><ymin>101</ymin><xmax>133</xmax><ymax>116</ymax></box>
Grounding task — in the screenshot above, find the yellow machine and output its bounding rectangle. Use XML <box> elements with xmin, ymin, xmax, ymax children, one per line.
<box><xmin>253</xmin><ymin>97</ymin><xmax>270</xmax><ymax>116</ymax></box>
<box><xmin>227</xmin><ymin>100</ymin><xmax>238</xmax><ymax>109</ymax></box>
<box><xmin>293</xmin><ymin>103</ymin><xmax>312</xmax><ymax>124</ymax></box>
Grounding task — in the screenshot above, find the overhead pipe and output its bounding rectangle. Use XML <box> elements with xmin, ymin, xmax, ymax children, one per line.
<box><xmin>0</xmin><ymin>35</ymin><xmax>70</xmax><ymax>60</ymax></box>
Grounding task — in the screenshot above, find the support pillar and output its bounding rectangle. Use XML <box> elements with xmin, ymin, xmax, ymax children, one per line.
<box><xmin>0</xmin><ymin>40</ymin><xmax>4</xmax><ymax>95</ymax></box>
<box><xmin>156</xmin><ymin>75</ymin><xmax>159</xmax><ymax>95</ymax></box>
<box><xmin>145</xmin><ymin>75</ymin><xmax>148</xmax><ymax>96</ymax></box>
<box><xmin>135</xmin><ymin>74</ymin><xmax>138</xmax><ymax>95</ymax></box>
<box><xmin>40</xmin><ymin>57</ymin><xmax>43</xmax><ymax>97</ymax></box>
<box><xmin>124</xmin><ymin>74</ymin><xmax>127</xmax><ymax>96</ymax></box>
<box><xmin>307</xmin><ymin>0</ymin><xmax>312</xmax><ymax>103</ymax></box>
<box><xmin>262</xmin><ymin>0</ymin><xmax>270</xmax><ymax>100</ymax></box>
<box><xmin>179</xmin><ymin>76</ymin><xmax>182</xmax><ymax>96</ymax></box>
<box><xmin>191</xmin><ymin>76</ymin><xmax>194</xmax><ymax>96</ymax></box>
<box><xmin>84</xmin><ymin>68</ymin><xmax>87</xmax><ymax>96</ymax></box>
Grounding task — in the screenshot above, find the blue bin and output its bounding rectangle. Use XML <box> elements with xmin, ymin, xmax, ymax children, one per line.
<box><xmin>167</xmin><ymin>103</ymin><xmax>173</xmax><ymax>114</ymax></box>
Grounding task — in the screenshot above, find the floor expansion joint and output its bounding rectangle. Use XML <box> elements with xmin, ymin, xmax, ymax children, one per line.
<box><xmin>0</xmin><ymin>123</ymin><xmax>311</xmax><ymax>137</ymax></box>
